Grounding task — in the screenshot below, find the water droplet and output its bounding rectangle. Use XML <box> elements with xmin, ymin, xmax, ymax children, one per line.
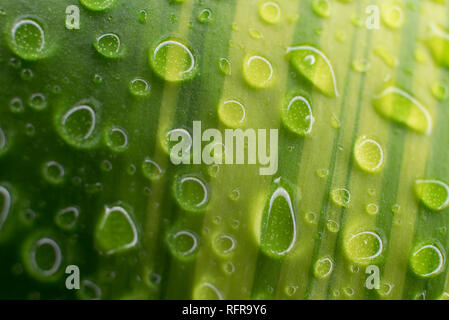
<box><xmin>218</xmin><ymin>99</ymin><xmax>246</xmax><ymax>128</ymax></box>
<box><xmin>313</xmin><ymin>257</ymin><xmax>333</xmax><ymax>279</ymax></box>
<box><xmin>10</xmin><ymin>97</ymin><xmax>24</xmax><ymax>113</ymax></box>
<box><xmin>366</xmin><ymin>203</ymin><xmax>379</xmax><ymax>215</ymax></box>
<box><xmin>258</xmin><ymin>180</ymin><xmax>297</xmax><ymax>257</ymax></box>
<box><xmin>222</xmin><ymin>261</ymin><xmax>235</xmax><ymax>274</ymax></box>
<box><xmin>129</xmin><ymin>77</ymin><xmax>151</xmax><ymax>97</ymax></box>
<box><xmin>229</xmin><ymin>188</ymin><xmax>240</xmax><ymax>201</ymax></box>
<box><xmin>374</xmin><ymin>47</ymin><xmax>397</xmax><ymax>68</ymax></box>
<box><xmin>167</xmin><ymin>227</ymin><xmax>199</xmax><ymax>260</ymax></box>
<box><xmin>381</xmin><ymin>4</ymin><xmax>404</xmax><ymax>29</ymax></box>
<box><xmin>343</xmin><ymin>287</ymin><xmax>354</xmax><ymax>296</ymax></box>
<box><xmin>93</xmin><ymin>74</ymin><xmax>103</xmax><ymax>84</ymax></box>
<box><xmin>207</xmin><ymin>164</ymin><xmax>220</xmax><ymax>178</ymax></box>
<box><xmin>212</xmin><ymin>233</ymin><xmax>236</xmax><ymax>257</ymax></box>
<box><xmin>0</xmin><ymin>128</ymin><xmax>8</xmax><ymax>157</ymax></box>
<box><xmin>138</xmin><ymin>10</ymin><xmax>148</xmax><ymax>24</ymax></box>
<box><xmin>354</xmin><ymin>136</ymin><xmax>384</xmax><ymax>173</ymax></box>
<box><xmin>42</xmin><ymin>161</ymin><xmax>65</xmax><ymax>184</ymax></box>
<box><xmin>95</xmin><ymin>205</ymin><xmax>138</xmax><ymax>255</ymax></box>
<box><xmin>316</xmin><ymin>168</ymin><xmax>329</xmax><ymax>178</ymax></box>
<box><xmin>104</xmin><ymin>126</ymin><xmax>128</xmax><ymax>152</ymax></box>
<box><xmin>56</xmin><ymin>99</ymin><xmax>101</xmax><ymax>149</ymax></box>
<box><xmin>326</xmin><ymin>219</ymin><xmax>340</xmax><ymax>233</ymax></box>
<box><xmin>331</xmin><ymin>188</ymin><xmax>351</xmax><ymax>207</ymax></box>
<box><xmin>218</xmin><ymin>57</ymin><xmax>231</xmax><ymax>75</ymax></box>
<box><xmin>142</xmin><ymin>158</ymin><xmax>163</xmax><ymax>181</ymax></box>
<box><xmin>287</xmin><ymin>46</ymin><xmax>339</xmax><ymax>97</ymax></box>
<box><xmin>78</xmin><ymin>280</ymin><xmax>101</xmax><ymax>300</ymax></box>
<box><xmin>28</xmin><ymin>93</ymin><xmax>47</xmax><ymax>111</ymax></box>
<box><xmin>20</xmin><ymin>68</ymin><xmax>34</xmax><ymax>81</ymax></box>
<box><xmin>372</xmin><ymin>86</ymin><xmax>432</xmax><ymax>135</ymax></box>
<box><xmin>410</xmin><ymin>243</ymin><xmax>445</xmax><ymax>278</ymax></box>
<box><xmin>243</xmin><ymin>54</ymin><xmax>274</xmax><ymax>89</ymax></box>
<box><xmin>0</xmin><ymin>185</ymin><xmax>11</xmax><ymax>231</ymax></box>
<box><xmin>415</xmin><ymin>179</ymin><xmax>449</xmax><ymax>211</ymax></box>
<box><xmin>8</xmin><ymin>18</ymin><xmax>48</xmax><ymax>61</ymax></box>
<box><xmin>249</xmin><ymin>28</ymin><xmax>263</xmax><ymax>40</ymax></box>
<box><xmin>431</xmin><ymin>82</ymin><xmax>447</xmax><ymax>101</ymax></box>
<box><xmin>9</xmin><ymin>57</ymin><xmax>22</xmax><ymax>69</ymax></box>
<box><xmin>352</xmin><ymin>58</ymin><xmax>370</xmax><ymax>73</ymax></box>
<box><xmin>173</xmin><ymin>174</ymin><xmax>210</xmax><ymax>212</ymax></box>
<box><xmin>94</xmin><ymin>33</ymin><xmax>124</xmax><ymax>59</ymax></box>
<box><xmin>80</xmin><ymin>0</ymin><xmax>117</xmax><ymax>11</ymax></box>
<box><xmin>259</xmin><ymin>1</ymin><xmax>281</xmax><ymax>24</ymax></box>
<box><xmin>193</xmin><ymin>282</ymin><xmax>224</xmax><ymax>300</ymax></box>
<box><xmin>426</xmin><ymin>24</ymin><xmax>449</xmax><ymax>68</ymax></box>
<box><xmin>101</xmin><ymin>159</ymin><xmax>113</xmax><ymax>172</ymax></box>
<box><xmin>312</xmin><ymin>0</ymin><xmax>331</xmax><ymax>18</ymax></box>
<box><xmin>198</xmin><ymin>8</ymin><xmax>213</xmax><ymax>24</ymax></box>
<box><xmin>55</xmin><ymin>206</ymin><xmax>79</xmax><ymax>231</ymax></box>
<box><xmin>344</xmin><ymin>230</ymin><xmax>383</xmax><ymax>265</ymax></box>
<box><xmin>149</xmin><ymin>38</ymin><xmax>197</xmax><ymax>82</ymax></box>
<box><xmin>23</xmin><ymin>236</ymin><xmax>62</xmax><ymax>280</ymax></box>
<box><xmin>281</xmin><ymin>93</ymin><xmax>314</xmax><ymax>136</ymax></box>
<box><xmin>304</xmin><ymin>211</ymin><xmax>317</xmax><ymax>224</ymax></box>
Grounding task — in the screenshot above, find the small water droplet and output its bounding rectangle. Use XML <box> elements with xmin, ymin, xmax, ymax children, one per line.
<box><xmin>198</xmin><ymin>8</ymin><xmax>213</xmax><ymax>24</ymax></box>
<box><xmin>129</xmin><ymin>77</ymin><xmax>151</xmax><ymax>97</ymax></box>
<box><xmin>243</xmin><ymin>54</ymin><xmax>274</xmax><ymax>89</ymax></box>
<box><xmin>42</xmin><ymin>161</ymin><xmax>65</xmax><ymax>184</ymax></box>
<box><xmin>28</xmin><ymin>93</ymin><xmax>47</xmax><ymax>111</ymax></box>
<box><xmin>94</xmin><ymin>33</ymin><xmax>124</xmax><ymax>59</ymax></box>
<box><xmin>259</xmin><ymin>1</ymin><xmax>281</xmax><ymax>24</ymax></box>
<box><xmin>312</xmin><ymin>0</ymin><xmax>331</xmax><ymax>18</ymax></box>
<box><xmin>331</xmin><ymin>188</ymin><xmax>351</xmax><ymax>207</ymax></box>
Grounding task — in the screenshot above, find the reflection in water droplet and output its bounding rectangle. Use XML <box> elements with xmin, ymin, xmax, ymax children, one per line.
<box><xmin>142</xmin><ymin>158</ymin><xmax>163</xmax><ymax>181</ymax></box>
<box><xmin>167</xmin><ymin>228</ymin><xmax>199</xmax><ymax>260</ymax></box>
<box><xmin>28</xmin><ymin>93</ymin><xmax>47</xmax><ymax>111</ymax></box>
<box><xmin>281</xmin><ymin>94</ymin><xmax>314</xmax><ymax>136</ymax></box>
<box><xmin>243</xmin><ymin>54</ymin><xmax>274</xmax><ymax>89</ymax></box>
<box><xmin>42</xmin><ymin>161</ymin><xmax>65</xmax><ymax>185</ymax></box>
<box><xmin>344</xmin><ymin>230</ymin><xmax>383</xmax><ymax>266</ymax></box>
<box><xmin>149</xmin><ymin>38</ymin><xmax>197</xmax><ymax>82</ymax></box>
<box><xmin>80</xmin><ymin>0</ymin><xmax>117</xmax><ymax>11</ymax></box>
<box><xmin>414</xmin><ymin>179</ymin><xmax>449</xmax><ymax>211</ymax></box>
<box><xmin>218</xmin><ymin>100</ymin><xmax>246</xmax><ymax>128</ymax></box>
<box><xmin>410</xmin><ymin>243</ymin><xmax>445</xmax><ymax>278</ymax></box>
<box><xmin>287</xmin><ymin>45</ymin><xmax>339</xmax><ymax>97</ymax></box>
<box><xmin>354</xmin><ymin>136</ymin><xmax>384</xmax><ymax>173</ymax></box>
<box><xmin>129</xmin><ymin>78</ymin><xmax>151</xmax><ymax>97</ymax></box>
<box><xmin>8</xmin><ymin>18</ymin><xmax>47</xmax><ymax>61</ymax></box>
<box><xmin>95</xmin><ymin>205</ymin><xmax>138</xmax><ymax>255</ymax></box>
<box><xmin>173</xmin><ymin>174</ymin><xmax>210</xmax><ymax>212</ymax></box>
<box><xmin>313</xmin><ymin>257</ymin><xmax>333</xmax><ymax>279</ymax></box>
<box><xmin>55</xmin><ymin>206</ymin><xmax>79</xmax><ymax>231</ymax></box>
<box><xmin>94</xmin><ymin>33</ymin><xmax>124</xmax><ymax>58</ymax></box>
<box><xmin>331</xmin><ymin>188</ymin><xmax>351</xmax><ymax>207</ymax></box>
<box><xmin>198</xmin><ymin>8</ymin><xmax>213</xmax><ymax>24</ymax></box>
<box><xmin>259</xmin><ymin>1</ymin><xmax>281</xmax><ymax>24</ymax></box>
<box><xmin>105</xmin><ymin>126</ymin><xmax>128</xmax><ymax>152</ymax></box>
<box><xmin>372</xmin><ymin>86</ymin><xmax>432</xmax><ymax>135</ymax></box>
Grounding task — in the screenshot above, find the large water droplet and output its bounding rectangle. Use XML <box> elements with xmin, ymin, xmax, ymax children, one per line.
<box><xmin>426</xmin><ymin>24</ymin><xmax>449</xmax><ymax>68</ymax></box>
<box><xmin>149</xmin><ymin>38</ymin><xmax>197</xmax><ymax>82</ymax></box>
<box><xmin>410</xmin><ymin>243</ymin><xmax>445</xmax><ymax>278</ymax></box>
<box><xmin>104</xmin><ymin>126</ymin><xmax>128</xmax><ymax>152</ymax></box>
<box><xmin>414</xmin><ymin>179</ymin><xmax>449</xmax><ymax>211</ymax></box>
<box><xmin>372</xmin><ymin>86</ymin><xmax>432</xmax><ymax>135</ymax></box>
<box><xmin>354</xmin><ymin>136</ymin><xmax>384</xmax><ymax>173</ymax></box>
<box><xmin>173</xmin><ymin>174</ymin><xmax>210</xmax><ymax>212</ymax></box>
<box><xmin>167</xmin><ymin>227</ymin><xmax>199</xmax><ymax>260</ymax></box>
<box><xmin>281</xmin><ymin>93</ymin><xmax>314</xmax><ymax>136</ymax></box>
<box><xmin>218</xmin><ymin>99</ymin><xmax>246</xmax><ymax>128</ymax></box>
<box><xmin>259</xmin><ymin>1</ymin><xmax>281</xmax><ymax>24</ymax></box>
<box><xmin>94</xmin><ymin>33</ymin><xmax>124</xmax><ymax>59</ymax></box>
<box><xmin>344</xmin><ymin>230</ymin><xmax>383</xmax><ymax>266</ymax></box>
<box><xmin>95</xmin><ymin>205</ymin><xmax>138</xmax><ymax>255</ymax></box>
<box><xmin>287</xmin><ymin>46</ymin><xmax>339</xmax><ymax>97</ymax></box>
<box><xmin>313</xmin><ymin>257</ymin><xmax>333</xmax><ymax>279</ymax></box>
<box><xmin>23</xmin><ymin>235</ymin><xmax>63</xmax><ymax>280</ymax></box>
<box><xmin>8</xmin><ymin>18</ymin><xmax>48</xmax><ymax>61</ymax></box>
<box><xmin>243</xmin><ymin>54</ymin><xmax>274</xmax><ymax>89</ymax></box>
<box><xmin>259</xmin><ymin>180</ymin><xmax>297</xmax><ymax>257</ymax></box>
<box><xmin>56</xmin><ymin>99</ymin><xmax>102</xmax><ymax>149</ymax></box>
<box><xmin>80</xmin><ymin>0</ymin><xmax>117</xmax><ymax>11</ymax></box>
